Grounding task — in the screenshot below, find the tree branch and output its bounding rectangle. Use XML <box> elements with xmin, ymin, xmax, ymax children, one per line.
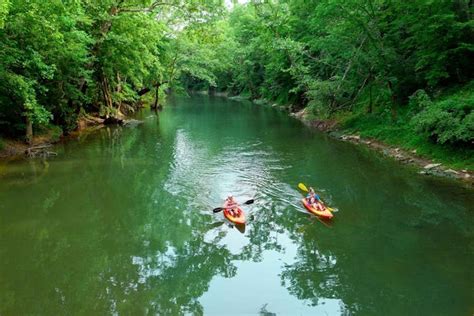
<box><xmin>119</xmin><ymin>1</ymin><xmax>184</xmax><ymax>14</ymax></box>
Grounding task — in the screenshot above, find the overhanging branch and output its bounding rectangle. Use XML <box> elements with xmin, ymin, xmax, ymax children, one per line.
<box><xmin>119</xmin><ymin>1</ymin><xmax>184</xmax><ymax>14</ymax></box>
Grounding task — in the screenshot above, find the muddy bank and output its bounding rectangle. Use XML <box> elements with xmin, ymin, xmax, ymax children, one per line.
<box><xmin>0</xmin><ymin>115</ymin><xmax>143</xmax><ymax>160</ymax></box>
<box><xmin>0</xmin><ymin>134</ymin><xmax>61</xmax><ymax>160</ymax></box>
<box><xmin>290</xmin><ymin>108</ymin><xmax>473</xmax><ymax>185</ymax></box>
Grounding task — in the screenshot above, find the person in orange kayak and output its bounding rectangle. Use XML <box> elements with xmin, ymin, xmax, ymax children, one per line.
<box><xmin>306</xmin><ymin>187</ymin><xmax>325</xmax><ymax>211</ymax></box>
<box><xmin>223</xmin><ymin>194</ymin><xmax>240</xmax><ymax>217</ymax></box>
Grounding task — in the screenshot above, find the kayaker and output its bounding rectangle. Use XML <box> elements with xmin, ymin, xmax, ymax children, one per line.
<box><xmin>307</xmin><ymin>187</ymin><xmax>325</xmax><ymax>211</ymax></box>
<box><xmin>223</xmin><ymin>194</ymin><xmax>240</xmax><ymax>217</ymax></box>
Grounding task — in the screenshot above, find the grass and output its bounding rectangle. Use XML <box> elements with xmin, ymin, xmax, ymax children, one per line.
<box><xmin>35</xmin><ymin>125</ymin><xmax>63</xmax><ymax>143</ymax></box>
<box><xmin>338</xmin><ymin>84</ymin><xmax>474</xmax><ymax>171</ymax></box>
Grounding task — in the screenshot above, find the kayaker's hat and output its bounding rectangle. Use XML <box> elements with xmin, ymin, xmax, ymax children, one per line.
<box><xmin>227</xmin><ymin>194</ymin><xmax>233</xmax><ymax>199</ymax></box>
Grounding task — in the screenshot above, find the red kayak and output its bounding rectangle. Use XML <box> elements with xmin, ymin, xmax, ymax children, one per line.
<box><xmin>223</xmin><ymin>208</ymin><xmax>246</xmax><ymax>225</ymax></box>
<box><xmin>301</xmin><ymin>198</ymin><xmax>333</xmax><ymax>219</ymax></box>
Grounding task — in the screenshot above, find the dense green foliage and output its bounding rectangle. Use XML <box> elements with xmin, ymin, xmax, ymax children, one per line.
<box><xmin>0</xmin><ymin>0</ymin><xmax>473</xmax><ymax>167</ymax></box>
<box><xmin>196</xmin><ymin>0</ymin><xmax>472</xmax><ymax>168</ymax></box>
<box><xmin>0</xmin><ymin>0</ymin><xmax>225</xmax><ymax>140</ymax></box>
<box><xmin>412</xmin><ymin>87</ymin><xmax>474</xmax><ymax>145</ymax></box>
<box><xmin>206</xmin><ymin>0</ymin><xmax>473</xmax><ymax>146</ymax></box>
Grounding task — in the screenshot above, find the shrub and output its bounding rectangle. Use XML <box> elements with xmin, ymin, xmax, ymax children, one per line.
<box><xmin>411</xmin><ymin>94</ymin><xmax>474</xmax><ymax>145</ymax></box>
<box><xmin>408</xmin><ymin>89</ymin><xmax>432</xmax><ymax>114</ymax></box>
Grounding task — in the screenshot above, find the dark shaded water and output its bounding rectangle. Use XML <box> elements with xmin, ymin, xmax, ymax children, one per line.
<box><xmin>0</xmin><ymin>96</ymin><xmax>473</xmax><ymax>315</ymax></box>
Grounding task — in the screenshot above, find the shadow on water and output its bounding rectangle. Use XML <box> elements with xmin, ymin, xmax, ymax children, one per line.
<box><xmin>234</xmin><ymin>223</ymin><xmax>246</xmax><ymax>234</ymax></box>
<box><xmin>0</xmin><ymin>96</ymin><xmax>472</xmax><ymax>315</ymax></box>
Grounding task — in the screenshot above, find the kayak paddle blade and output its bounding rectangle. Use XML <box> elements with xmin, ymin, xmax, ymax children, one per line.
<box><xmin>298</xmin><ymin>183</ymin><xmax>309</xmax><ymax>192</ymax></box>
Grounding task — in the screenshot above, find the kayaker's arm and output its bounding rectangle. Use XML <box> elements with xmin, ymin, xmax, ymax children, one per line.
<box><xmin>223</xmin><ymin>201</ymin><xmax>238</xmax><ymax>209</ymax></box>
<box><xmin>315</xmin><ymin>194</ymin><xmax>324</xmax><ymax>204</ymax></box>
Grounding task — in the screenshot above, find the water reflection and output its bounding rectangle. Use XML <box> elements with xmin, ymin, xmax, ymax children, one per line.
<box><xmin>0</xmin><ymin>96</ymin><xmax>472</xmax><ymax>315</ymax></box>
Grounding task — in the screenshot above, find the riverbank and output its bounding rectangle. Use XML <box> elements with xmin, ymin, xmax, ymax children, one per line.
<box><xmin>335</xmin><ymin>133</ymin><xmax>472</xmax><ymax>184</ymax></box>
<box><xmin>2</xmin><ymin>93</ymin><xmax>471</xmax><ymax>185</ymax></box>
<box><xmin>212</xmin><ymin>91</ymin><xmax>473</xmax><ymax>185</ymax></box>
<box><xmin>0</xmin><ymin>131</ymin><xmax>62</xmax><ymax>160</ymax></box>
<box><xmin>289</xmin><ymin>108</ymin><xmax>473</xmax><ymax>185</ymax></box>
<box><xmin>0</xmin><ymin>113</ymin><xmax>142</xmax><ymax>160</ymax></box>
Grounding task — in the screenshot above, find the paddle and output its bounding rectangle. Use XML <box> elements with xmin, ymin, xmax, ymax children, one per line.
<box><xmin>298</xmin><ymin>183</ymin><xmax>309</xmax><ymax>192</ymax></box>
<box><xmin>298</xmin><ymin>183</ymin><xmax>334</xmax><ymax>212</ymax></box>
<box><xmin>212</xmin><ymin>199</ymin><xmax>255</xmax><ymax>213</ymax></box>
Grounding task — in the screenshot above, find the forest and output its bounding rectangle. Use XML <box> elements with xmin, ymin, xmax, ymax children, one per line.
<box><xmin>0</xmin><ymin>0</ymin><xmax>473</xmax><ymax>167</ymax></box>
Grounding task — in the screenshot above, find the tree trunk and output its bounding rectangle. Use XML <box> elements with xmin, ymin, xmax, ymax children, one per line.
<box><xmin>152</xmin><ymin>84</ymin><xmax>159</xmax><ymax>109</ymax></box>
<box><xmin>137</xmin><ymin>81</ymin><xmax>167</xmax><ymax>97</ymax></box>
<box><xmin>91</xmin><ymin>4</ymin><xmax>122</xmax><ymax>114</ymax></box>
<box><xmin>367</xmin><ymin>82</ymin><xmax>373</xmax><ymax>113</ymax></box>
<box><xmin>25</xmin><ymin>116</ymin><xmax>33</xmax><ymax>145</ymax></box>
<box><xmin>116</xmin><ymin>73</ymin><xmax>122</xmax><ymax>113</ymax></box>
<box><xmin>387</xmin><ymin>81</ymin><xmax>397</xmax><ymax>121</ymax></box>
<box><xmin>332</xmin><ymin>36</ymin><xmax>368</xmax><ymax>110</ymax></box>
<box><xmin>100</xmin><ymin>72</ymin><xmax>113</xmax><ymax>112</ymax></box>
<box><xmin>138</xmin><ymin>87</ymin><xmax>151</xmax><ymax>96</ymax></box>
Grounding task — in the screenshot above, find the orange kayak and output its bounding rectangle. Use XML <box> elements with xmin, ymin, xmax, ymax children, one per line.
<box><xmin>223</xmin><ymin>208</ymin><xmax>246</xmax><ymax>225</ymax></box>
<box><xmin>301</xmin><ymin>198</ymin><xmax>333</xmax><ymax>219</ymax></box>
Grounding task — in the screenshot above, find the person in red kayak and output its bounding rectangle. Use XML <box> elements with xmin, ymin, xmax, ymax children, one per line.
<box><xmin>306</xmin><ymin>187</ymin><xmax>325</xmax><ymax>211</ymax></box>
<box><xmin>223</xmin><ymin>194</ymin><xmax>240</xmax><ymax>217</ymax></box>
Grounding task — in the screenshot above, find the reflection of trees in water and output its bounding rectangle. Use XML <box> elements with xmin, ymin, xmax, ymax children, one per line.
<box><xmin>274</xmin><ymin>184</ymin><xmax>473</xmax><ymax>315</ymax></box>
<box><xmin>233</xmin><ymin>162</ymin><xmax>474</xmax><ymax>315</ymax></box>
<box><xmin>278</xmin><ymin>233</ymin><xmax>351</xmax><ymax>313</ymax></box>
<box><xmin>94</xmin><ymin>236</ymin><xmax>237</xmax><ymax>315</ymax></box>
<box><xmin>1</xmin><ymin>220</ymin><xmax>238</xmax><ymax>314</ymax></box>
<box><xmin>259</xmin><ymin>303</ymin><xmax>277</xmax><ymax>316</ymax></box>
<box><xmin>281</xmin><ymin>247</ymin><xmax>338</xmax><ymax>305</ymax></box>
<box><xmin>0</xmin><ymin>124</ymin><xmax>240</xmax><ymax>315</ymax></box>
<box><xmin>237</xmin><ymin>214</ymin><xmax>285</xmax><ymax>262</ymax></box>
<box><xmin>2</xmin><ymin>110</ymin><xmax>473</xmax><ymax>315</ymax></box>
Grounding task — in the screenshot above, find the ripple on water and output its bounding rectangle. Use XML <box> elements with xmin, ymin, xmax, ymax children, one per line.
<box><xmin>163</xmin><ymin>132</ymin><xmax>307</xmax><ymax>231</ymax></box>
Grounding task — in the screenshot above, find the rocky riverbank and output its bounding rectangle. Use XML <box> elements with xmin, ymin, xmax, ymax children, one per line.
<box><xmin>291</xmin><ymin>108</ymin><xmax>473</xmax><ymax>185</ymax></box>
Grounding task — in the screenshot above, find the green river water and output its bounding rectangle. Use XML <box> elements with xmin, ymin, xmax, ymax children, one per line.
<box><xmin>0</xmin><ymin>96</ymin><xmax>473</xmax><ymax>315</ymax></box>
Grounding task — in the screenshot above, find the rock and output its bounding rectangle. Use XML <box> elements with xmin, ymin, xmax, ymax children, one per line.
<box><xmin>77</xmin><ymin>114</ymin><xmax>105</xmax><ymax>129</ymax></box>
<box><xmin>465</xmin><ymin>174</ymin><xmax>471</xmax><ymax>178</ymax></box>
<box><xmin>77</xmin><ymin>120</ymin><xmax>87</xmax><ymax>130</ymax></box>
<box><xmin>424</xmin><ymin>163</ymin><xmax>441</xmax><ymax>169</ymax></box>
<box><xmin>419</xmin><ymin>171</ymin><xmax>427</xmax><ymax>175</ymax></box>
<box><xmin>394</xmin><ymin>148</ymin><xmax>400</xmax><ymax>152</ymax></box>
<box><xmin>123</xmin><ymin>119</ymin><xmax>143</xmax><ymax>127</ymax></box>
<box><xmin>445</xmin><ymin>169</ymin><xmax>459</xmax><ymax>175</ymax></box>
<box><xmin>461</xmin><ymin>169</ymin><xmax>467</xmax><ymax>173</ymax></box>
<box><xmin>293</xmin><ymin>109</ymin><xmax>306</xmax><ymax>119</ymax></box>
<box><xmin>411</xmin><ymin>149</ymin><xmax>417</xmax><ymax>154</ymax></box>
<box><xmin>103</xmin><ymin>116</ymin><xmax>124</xmax><ymax>125</ymax></box>
<box><xmin>345</xmin><ymin>135</ymin><xmax>360</xmax><ymax>141</ymax></box>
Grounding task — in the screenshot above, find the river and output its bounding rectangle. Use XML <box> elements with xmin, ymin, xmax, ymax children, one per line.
<box><xmin>0</xmin><ymin>96</ymin><xmax>472</xmax><ymax>315</ymax></box>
